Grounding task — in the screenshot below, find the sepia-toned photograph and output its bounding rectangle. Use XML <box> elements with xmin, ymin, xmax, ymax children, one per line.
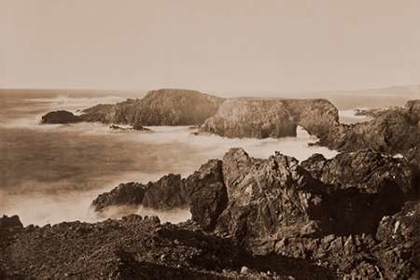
<box><xmin>1</xmin><ymin>1</ymin><xmax>419</xmax><ymax>279</ymax></box>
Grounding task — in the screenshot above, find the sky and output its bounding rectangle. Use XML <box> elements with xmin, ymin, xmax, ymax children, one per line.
<box><xmin>1</xmin><ymin>0</ymin><xmax>420</xmax><ymax>92</ymax></box>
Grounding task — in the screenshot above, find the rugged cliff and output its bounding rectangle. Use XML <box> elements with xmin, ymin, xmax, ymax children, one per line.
<box><xmin>89</xmin><ymin>148</ymin><xmax>419</xmax><ymax>278</ymax></box>
<box><xmin>318</xmin><ymin>100</ymin><xmax>420</xmax><ymax>154</ymax></box>
<box><xmin>41</xmin><ymin>89</ymin><xmax>224</xmax><ymax>127</ymax></box>
<box><xmin>200</xmin><ymin>98</ymin><xmax>339</xmax><ymax>138</ymax></box>
<box><xmin>80</xmin><ymin>89</ymin><xmax>224</xmax><ymax>126</ymax></box>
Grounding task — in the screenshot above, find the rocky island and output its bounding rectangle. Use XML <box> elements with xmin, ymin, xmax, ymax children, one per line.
<box><xmin>41</xmin><ymin>89</ymin><xmax>225</xmax><ymax>127</ymax></box>
<box><xmin>42</xmin><ymin>89</ymin><xmax>420</xmax><ymax>159</ymax></box>
<box><xmin>200</xmin><ymin>98</ymin><xmax>339</xmax><ymax>139</ymax></box>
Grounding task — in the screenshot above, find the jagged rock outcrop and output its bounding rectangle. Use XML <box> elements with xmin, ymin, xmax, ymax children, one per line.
<box><xmin>92</xmin><ymin>160</ymin><xmax>227</xmax><ymax>231</ymax></box>
<box><xmin>0</xmin><ymin>215</ymin><xmax>23</xmax><ymax>230</ymax></box>
<box><xmin>215</xmin><ymin>148</ymin><xmax>328</xmax><ymax>249</ymax></box>
<box><xmin>215</xmin><ymin>148</ymin><xmax>418</xmax><ymax>252</ymax></box>
<box><xmin>374</xmin><ymin>201</ymin><xmax>420</xmax><ymax>279</ymax></box>
<box><xmin>41</xmin><ymin>110</ymin><xmax>81</xmax><ymax>124</ymax></box>
<box><xmin>301</xmin><ymin>150</ymin><xmax>418</xmax><ymax>234</ymax></box>
<box><xmin>0</xmin><ymin>215</ymin><xmax>336</xmax><ymax>279</ymax></box>
<box><xmin>214</xmin><ymin>148</ymin><xmax>419</xmax><ymax>278</ymax></box>
<box><xmin>79</xmin><ymin>89</ymin><xmax>224</xmax><ymax>126</ymax></box>
<box><xmin>92</xmin><ymin>175</ymin><xmax>188</xmax><ymax>212</ymax></box>
<box><xmin>271</xmin><ymin>200</ymin><xmax>420</xmax><ymax>279</ymax></box>
<box><xmin>183</xmin><ymin>160</ymin><xmax>228</xmax><ymax>230</ymax></box>
<box><xmin>89</xmin><ymin>148</ymin><xmax>419</xmax><ymax>278</ymax></box>
<box><xmin>201</xmin><ymin>98</ymin><xmax>339</xmax><ymax>138</ymax></box>
<box><xmin>318</xmin><ymin>100</ymin><xmax>420</xmax><ymax>154</ymax></box>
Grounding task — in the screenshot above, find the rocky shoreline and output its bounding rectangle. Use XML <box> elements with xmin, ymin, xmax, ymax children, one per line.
<box><xmin>13</xmin><ymin>89</ymin><xmax>420</xmax><ymax>278</ymax></box>
<box><xmin>2</xmin><ymin>146</ymin><xmax>419</xmax><ymax>279</ymax></box>
<box><xmin>41</xmin><ymin>89</ymin><xmax>420</xmax><ymax>155</ymax></box>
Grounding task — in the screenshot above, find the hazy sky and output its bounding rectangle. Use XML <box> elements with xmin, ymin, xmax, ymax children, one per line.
<box><xmin>1</xmin><ymin>0</ymin><xmax>420</xmax><ymax>92</ymax></box>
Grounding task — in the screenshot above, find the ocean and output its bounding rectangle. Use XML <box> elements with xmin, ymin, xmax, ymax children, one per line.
<box><xmin>0</xmin><ymin>90</ymin><xmax>411</xmax><ymax>226</ymax></box>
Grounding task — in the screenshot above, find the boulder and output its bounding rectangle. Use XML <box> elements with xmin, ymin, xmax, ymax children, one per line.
<box><xmin>92</xmin><ymin>182</ymin><xmax>148</xmax><ymax>212</ymax></box>
<box><xmin>0</xmin><ymin>215</ymin><xmax>23</xmax><ymax>230</ymax></box>
<box><xmin>142</xmin><ymin>174</ymin><xmax>188</xmax><ymax>210</ymax></box>
<box><xmin>41</xmin><ymin>110</ymin><xmax>81</xmax><ymax>124</ymax></box>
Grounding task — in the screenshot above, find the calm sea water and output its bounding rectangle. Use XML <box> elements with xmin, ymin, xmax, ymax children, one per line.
<box><xmin>0</xmin><ymin>91</ymin><xmax>408</xmax><ymax>225</ymax></box>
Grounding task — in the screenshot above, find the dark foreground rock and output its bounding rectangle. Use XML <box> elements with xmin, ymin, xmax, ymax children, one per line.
<box><xmin>0</xmin><ymin>215</ymin><xmax>23</xmax><ymax>230</ymax></box>
<box><xmin>201</xmin><ymin>98</ymin><xmax>339</xmax><ymax>138</ymax></box>
<box><xmin>0</xmin><ymin>215</ymin><xmax>337</xmax><ymax>280</ymax></box>
<box><xmin>41</xmin><ymin>110</ymin><xmax>81</xmax><ymax>124</ymax></box>
<box><xmin>91</xmin><ymin>148</ymin><xmax>419</xmax><ymax>278</ymax></box>
<box><xmin>93</xmin><ymin>160</ymin><xmax>227</xmax><ymax>231</ymax></box>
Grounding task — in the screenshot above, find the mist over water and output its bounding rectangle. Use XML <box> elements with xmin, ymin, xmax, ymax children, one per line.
<box><xmin>0</xmin><ymin>92</ymin><xmax>393</xmax><ymax>226</ymax></box>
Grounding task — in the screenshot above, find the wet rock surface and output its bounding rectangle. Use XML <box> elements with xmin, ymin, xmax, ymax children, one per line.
<box><xmin>41</xmin><ymin>110</ymin><xmax>82</xmax><ymax>124</ymax></box>
<box><xmin>109</xmin><ymin>124</ymin><xmax>151</xmax><ymax>131</ymax></box>
<box><xmin>92</xmin><ymin>160</ymin><xmax>228</xmax><ymax>231</ymax></box>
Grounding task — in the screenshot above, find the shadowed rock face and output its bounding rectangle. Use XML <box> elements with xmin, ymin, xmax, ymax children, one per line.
<box><xmin>273</xmin><ymin>200</ymin><xmax>420</xmax><ymax>279</ymax></box>
<box><xmin>301</xmin><ymin>150</ymin><xmax>418</xmax><ymax>234</ymax></box>
<box><xmin>41</xmin><ymin>110</ymin><xmax>82</xmax><ymax>124</ymax></box>
<box><xmin>216</xmin><ymin>148</ymin><xmax>418</xmax><ymax>250</ymax></box>
<box><xmin>216</xmin><ymin>148</ymin><xmax>328</xmax><ymax>247</ymax></box>
<box><xmin>201</xmin><ymin>98</ymin><xmax>339</xmax><ymax>138</ymax></box>
<box><xmin>375</xmin><ymin>201</ymin><xmax>420</xmax><ymax>279</ymax></box>
<box><xmin>92</xmin><ymin>160</ymin><xmax>227</xmax><ymax>231</ymax></box>
<box><xmin>0</xmin><ymin>215</ymin><xmax>23</xmax><ymax>230</ymax></box>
